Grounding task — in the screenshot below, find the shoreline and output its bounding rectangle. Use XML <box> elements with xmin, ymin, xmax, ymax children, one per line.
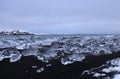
<box><xmin>0</xmin><ymin>52</ymin><xmax>120</xmax><ymax>79</ymax></box>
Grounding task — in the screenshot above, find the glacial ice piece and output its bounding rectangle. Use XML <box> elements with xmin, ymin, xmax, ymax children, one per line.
<box><xmin>93</xmin><ymin>73</ymin><xmax>106</xmax><ymax>77</ymax></box>
<box><xmin>22</xmin><ymin>48</ymin><xmax>39</xmax><ymax>56</ymax></box>
<box><xmin>41</xmin><ymin>38</ymin><xmax>58</xmax><ymax>46</ymax></box>
<box><xmin>81</xmin><ymin>58</ymin><xmax>120</xmax><ymax>79</ymax></box>
<box><xmin>61</xmin><ymin>58</ymin><xmax>73</xmax><ymax>65</ymax></box>
<box><xmin>68</xmin><ymin>54</ymin><xmax>85</xmax><ymax>61</ymax></box>
<box><xmin>46</xmin><ymin>64</ymin><xmax>52</xmax><ymax>67</ymax></box>
<box><xmin>15</xmin><ymin>44</ymin><xmax>26</xmax><ymax>50</ymax></box>
<box><xmin>36</xmin><ymin>67</ymin><xmax>44</xmax><ymax>73</ymax></box>
<box><xmin>0</xmin><ymin>40</ymin><xmax>11</xmax><ymax>48</ymax></box>
<box><xmin>0</xmin><ymin>40</ymin><xmax>4</xmax><ymax>47</ymax></box>
<box><xmin>61</xmin><ymin>54</ymin><xmax>85</xmax><ymax>65</ymax></box>
<box><xmin>0</xmin><ymin>54</ymin><xmax>4</xmax><ymax>61</ymax></box>
<box><xmin>32</xmin><ymin>66</ymin><xmax>38</xmax><ymax>68</ymax></box>
<box><xmin>114</xmin><ymin>74</ymin><xmax>120</xmax><ymax>79</ymax></box>
<box><xmin>9</xmin><ymin>54</ymin><xmax>22</xmax><ymax>63</ymax></box>
<box><xmin>43</xmin><ymin>51</ymin><xmax>57</xmax><ymax>59</ymax></box>
<box><xmin>0</xmin><ymin>49</ymin><xmax>22</xmax><ymax>62</ymax></box>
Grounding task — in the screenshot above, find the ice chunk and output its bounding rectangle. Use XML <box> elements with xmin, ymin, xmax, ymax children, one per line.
<box><xmin>61</xmin><ymin>58</ymin><xmax>73</xmax><ymax>65</ymax></box>
<box><xmin>37</xmin><ymin>56</ymin><xmax>44</xmax><ymax>61</ymax></box>
<box><xmin>0</xmin><ymin>51</ymin><xmax>4</xmax><ymax>61</ymax></box>
<box><xmin>46</xmin><ymin>64</ymin><xmax>52</xmax><ymax>67</ymax></box>
<box><xmin>61</xmin><ymin>54</ymin><xmax>85</xmax><ymax>65</ymax></box>
<box><xmin>0</xmin><ymin>40</ymin><xmax>4</xmax><ymax>47</ymax></box>
<box><xmin>41</xmin><ymin>38</ymin><xmax>58</xmax><ymax>46</ymax></box>
<box><xmin>0</xmin><ymin>49</ymin><xmax>22</xmax><ymax>62</ymax></box>
<box><xmin>37</xmin><ymin>55</ymin><xmax>49</xmax><ymax>63</ymax></box>
<box><xmin>93</xmin><ymin>73</ymin><xmax>106</xmax><ymax>77</ymax></box>
<box><xmin>68</xmin><ymin>54</ymin><xmax>85</xmax><ymax>62</ymax></box>
<box><xmin>22</xmin><ymin>48</ymin><xmax>39</xmax><ymax>56</ymax></box>
<box><xmin>10</xmin><ymin>54</ymin><xmax>22</xmax><ymax>63</ymax></box>
<box><xmin>114</xmin><ymin>74</ymin><xmax>120</xmax><ymax>79</ymax></box>
<box><xmin>0</xmin><ymin>41</ymin><xmax>11</xmax><ymax>48</ymax></box>
<box><xmin>43</xmin><ymin>52</ymin><xmax>57</xmax><ymax>59</ymax></box>
<box><xmin>32</xmin><ymin>66</ymin><xmax>38</xmax><ymax>68</ymax></box>
<box><xmin>0</xmin><ymin>54</ymin><xmax>4</xmax><ymax>61</ymax></box>
<box><xmin>36</xmin><ymin>67</ymin><xmax>44</xmax><ymax>73</ymax></box>
<box><xmin>16</xmin><ymin>44</ymin><xmax>26</xmax><ymax>50</ymax></box>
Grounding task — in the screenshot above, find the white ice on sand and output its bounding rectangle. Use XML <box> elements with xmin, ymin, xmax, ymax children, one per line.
<box><xmin>82</xmin><ymin>58</ymin><xmax>120</xmax><ymax>79</ymax></box>
<box><xmin>61</xmin><ymin>54</ymin><xmax>85</xmax><ymax>65</ymax></box>
<box><xmin>32</xmin><ymin>66</ymin><xmax>38</xmax><ymax>68</ymax></box>
<box><xmin>114</xmin><ymin>74</ymin><xmax>120</xmax><ymax>79</ymax></box>
<box><xmin>0</xmin><ymin>35</ymin><xmax>120</xmax><ymax>66</ymax></box>
<box><xmin>0</xmin><ymin>49</ymin><xmax>22</xmax><ymax>62</ymax></box>
<box><xmin>36</xmin><ymin>67</ymin><xmax>44</xmax><ymax>73</ymax></box>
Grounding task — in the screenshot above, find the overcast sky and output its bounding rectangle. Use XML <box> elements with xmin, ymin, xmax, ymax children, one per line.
<box><xmin>0</xmin><ymin>0</ymin><xmax>120</xmax><ymax>34</ymax></box>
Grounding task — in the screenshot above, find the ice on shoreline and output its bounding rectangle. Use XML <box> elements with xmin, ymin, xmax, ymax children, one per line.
<box><xmin>81</xmin><ymin>58</ymin><xmax>120</xmax><ymax>79</ymax></box>
<box><xmin>0</xmin><ymin>35</ymin><xmax>120</xmax><ymax>65</ymax></box>
<box><xmin>36</xmin><ymin>67</ymin><xmax>44</xmax><ymax>73</ymax></box>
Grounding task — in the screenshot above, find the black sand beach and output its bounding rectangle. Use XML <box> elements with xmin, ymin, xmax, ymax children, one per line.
<box><xmin>0</xmin><ymin>52</ymin><xmax>120</xmax><ymax>79</ymax></box>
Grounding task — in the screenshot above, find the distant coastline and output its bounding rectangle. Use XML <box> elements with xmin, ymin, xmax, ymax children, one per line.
<box><xmin>0</xmin><ymin>30</ymin><xmax>34</xmax><ymax>35</ymax></box>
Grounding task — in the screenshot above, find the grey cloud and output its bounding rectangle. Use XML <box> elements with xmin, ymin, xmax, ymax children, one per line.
<box><xmin>0</xmin><ymin>0</ymin><xmax>120</xmax><ymax>34</ymax></box>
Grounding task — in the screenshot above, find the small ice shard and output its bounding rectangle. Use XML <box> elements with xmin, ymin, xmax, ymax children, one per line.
<box><xmin>93</xmin><ymin>73</ymin><xmax>106</xmax><ymax>77</ymax></box>
<box><xmin>69</xmin><ymin>47</ymin><xmax>78</xmax><ymax>52</ymax></box>
<box><xmin>37</xmin><ymin>56</ymin><xmax>44</xmax><ymax>61</ymax></box>
<box><xmin>37</xmin><ymin>55</ymin><xmax>49</xmax><ymax>63</ymax></box>
<box><xmin>68</xmin><ymin>54</ymin><xmax>85</xmax><ymax>62</ymax></box>
<box><xmin>0</xmin><ymin>55</ymin><xmax>4</xmax><ymax>61</ymax></box>
<box><xmin>0</xmin><ymin>51</ymin><xmax>4</xmax><ymax>61</ymax></box>
<box><xmin>36</xmin><ymin>67</ymin><xmax>44</xmax><ymax>73</ymax></box>
<box><xmin>46</xmin><ymin>64</ymin><xmax>52</xmax><ymax>67</ymax></box>
<box><xmin>61</xmin><ymin>58</ymin><xmax>73</xmax><ymax>65</ymax></box>
<box><xmin>102</xmin><ymin>68</ymin><xmax>112</xmax><ymax>73</ymax></box>
<box><xmin>32</xmin><ymin>66</ymin><xmax>38</xmax><ymax>68</ymax></box>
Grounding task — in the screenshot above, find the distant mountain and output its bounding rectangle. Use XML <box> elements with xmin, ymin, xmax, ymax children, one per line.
<box><xmin>0</xmin><ymin>30</ymin><xmax>34</xmax><ymax>35</ymax></box>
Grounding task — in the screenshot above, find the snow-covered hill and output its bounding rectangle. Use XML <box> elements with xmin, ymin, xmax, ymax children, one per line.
<box><xmin>0</xmin><ymin>30</ymin><xmax>34</xmax><ymax>35</ymax></box>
